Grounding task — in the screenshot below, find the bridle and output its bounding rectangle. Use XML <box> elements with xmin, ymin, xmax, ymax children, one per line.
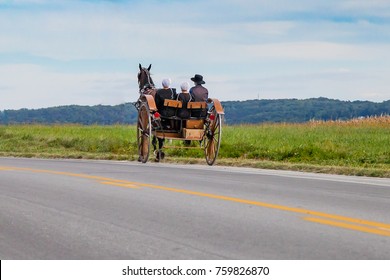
<box><xmin>138</xmin><ymin>67</ymin><xmax>155</xmax><ymax>93</ymax></box>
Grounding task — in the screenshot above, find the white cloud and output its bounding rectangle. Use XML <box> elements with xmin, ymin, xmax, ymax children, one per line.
<box><xmin>241</xmin><ymin>41</ymin><xmax>390</xmax><ymax>61</ymax></box>
<box><xmin>341</xmin><ymin>0</ymin><xmax>390</xmax><ymax>12</ymax></box>
<box><xmin>1</xmin><ymin>0</ymin><xmax>390</xmax><ymax>110</ymax></box>
<box><xmin>0</xmin><ymin>64</ymin><xmax>134</xmax><ymax>110</ymax></box>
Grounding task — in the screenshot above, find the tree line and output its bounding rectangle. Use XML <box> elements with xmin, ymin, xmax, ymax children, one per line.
<box><xmin>0</xmin><ymin>98</ymin><xmax>389</xmax><ymax>125</ymax></box>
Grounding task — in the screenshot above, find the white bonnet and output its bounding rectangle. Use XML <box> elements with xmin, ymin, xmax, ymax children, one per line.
<box><xmin>162</xmin><ymin>78</ymin><xmax>171</xmax><ymax>88</ymax></box>
<box><xmin>180</xmin><ymin>81</ymin><xmax>190</xmax><ymax>91</ymax></box>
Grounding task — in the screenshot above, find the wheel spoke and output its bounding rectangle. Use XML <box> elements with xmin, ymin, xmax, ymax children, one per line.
<box><xmin>204</xmin><ymin>113</ymin><xmax>222</xmax><ymax>165</ymax></box>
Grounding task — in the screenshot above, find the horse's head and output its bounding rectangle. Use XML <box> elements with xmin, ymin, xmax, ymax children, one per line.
<box><xmin>138</xmin><ymin>63</ymin><xmax>155</xmax><ymax>92</ymax></box>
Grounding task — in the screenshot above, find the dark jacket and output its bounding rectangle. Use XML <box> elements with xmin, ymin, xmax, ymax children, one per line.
<box><xmin>155</xmin><ymin>88</ymin><xmax>177</xmax><ymax>117</ymax></box>
<box><xmin>177</xmin><ymin>92</ymin><xmax>192</xmax><ymax>119</ymax></box>
<box><xmin>190</xmin><ymin>85</ymin><xmax>208</xmax><ymax>102</ymax></box>
<box><xmin>189</xmin><ymin>85</ymin><xmax>208</xmax><ymax>118</ymax></box>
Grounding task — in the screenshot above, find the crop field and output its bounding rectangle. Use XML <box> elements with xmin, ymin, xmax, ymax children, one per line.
<box><xmin>0</xmin><ymin>116</ymin><xmax>389</xmax><ymax>177</ymax></box>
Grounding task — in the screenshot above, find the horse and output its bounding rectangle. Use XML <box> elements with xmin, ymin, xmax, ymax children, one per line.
<box><xmin>137</xmin><ymin>63</ymin><xmax>165</xmax><ymax>160</ymax></box>
<box><xmin>137</xmin><ymin>63</ymin><xmax>156</xmax><ymax>97</ymax></box>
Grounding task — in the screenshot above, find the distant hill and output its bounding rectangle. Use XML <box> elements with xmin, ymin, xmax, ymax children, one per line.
<box><xmin>1</xmin><ymin>98</ymin><xmax>389</xmax><ymax>125</ymax></box>
<box><xmin>0</xmin><ymin>104</ymin><xmax>138</xmax><ymax>125</ymax></box>
<box><xmin>222</xmin><ymin>98</ymin><xmax>390</xmax><ymax>124</ymax></box>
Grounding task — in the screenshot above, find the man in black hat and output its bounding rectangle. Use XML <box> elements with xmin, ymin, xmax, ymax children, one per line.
<box><xmin>189</xmin><ymin>74</ymin><xmax>208</xmax><ymax>102</ymax></box>
<box><xmin>189</xmin><ymin>74</ymin><xmax>209</xmax><ymax>120</ymax></box>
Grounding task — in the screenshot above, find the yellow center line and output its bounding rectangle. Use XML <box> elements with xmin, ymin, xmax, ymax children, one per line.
<box><xmin>1</xmin><ymin>166</ymin><xmax>131</xmax><ymax>184</ymax></box>
<box><xmin>304</xmin><ymin>217</ymin><xmax>390</xmax><ymax>237</ymax></box>
<box><xmin>0</xmin><ymin>167</ymin><xmax>16</xmax><ymax>171</ymax></box>
<box><xmin>99</xmin><ymin>181</ymin><xmax>140</xmax><ymax>189</ymax></box>
<box><xmin>135</xmin><ymin>182</ymin><xmax>390</xmax><ymax>231</ymax></box>
<box><xmin>2</xmin><ymin>165</ymin><xmax>390</xmax><ymax>237</ymax></box>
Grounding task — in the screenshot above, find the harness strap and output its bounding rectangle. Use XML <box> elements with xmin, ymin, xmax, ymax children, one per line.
<box><xmin>170</xmin><ymin>88</ymin><xmax>175</xmax><ymax>99</ymax></box>
<box><xmin>176</xmin><ymin>92</ymin><xmax>192</xmax><ymax>102</ymax></box>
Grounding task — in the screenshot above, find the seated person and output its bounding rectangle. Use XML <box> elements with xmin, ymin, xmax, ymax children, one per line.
<box><xmin>189</xmin><ymin>74</ymin><xmax>208</xmax><ymax>118</ymax></box>
<box><xmin>155</xmin><ymin>78</ymin><xmax>177</xmax><ymax>129</ymax></box>
<box><xmin>177</xmin><ymin>82</ymin><xmax>192</xmax><ymax>119</ymax></box>
<box><xmin>155</xmin><ymin>78</ymin><xmax>177</xmax><ymax>117</ymax></box>
<box><xmin>189</xmin><ymin>74</ymin><xmax>208</xmax><ymax>102</ymax></box>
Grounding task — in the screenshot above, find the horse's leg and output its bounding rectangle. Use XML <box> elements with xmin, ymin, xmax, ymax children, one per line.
<box><xmin>158</xmin><ymin>138</ymin><xmax>164</xmax><ymax>150</ymax></box>
<box><xmin>152</xmin><ymin>136</ymin><xmax>157</xmax><ymax>151</ymax></box>
<box><xmin>155</xmin><ymin>138</ymin><xmax>165</xmax><ymax>162</ymax></box>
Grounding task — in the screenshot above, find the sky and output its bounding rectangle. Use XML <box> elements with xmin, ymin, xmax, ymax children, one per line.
<box><xmin>1</xmin><ymin>0</ymin><xmax>390</xmax><ymax>110</ymax></box>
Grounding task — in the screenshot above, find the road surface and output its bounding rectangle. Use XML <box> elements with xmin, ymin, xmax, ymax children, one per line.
<box><xmin>1</xmin><ymin>157</ymin><xmax>390</xmax><ymax>259</ymax></box>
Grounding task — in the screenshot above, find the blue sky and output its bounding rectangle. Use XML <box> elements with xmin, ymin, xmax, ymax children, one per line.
<box><xmin>1</xmin><ymin>0</ymin><xmax>389</xmax><ymax>110</ymax></box>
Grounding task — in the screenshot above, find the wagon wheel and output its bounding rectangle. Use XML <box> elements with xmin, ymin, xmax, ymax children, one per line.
<box><xmin>204</xmin><ymin>107</ymin><xmax>222</xmax><ymax>166</ymax></box>
<box><xmin>137</xmin><ymin>102</ymin><xmax>152</xmax><ymax>163</ymax></box>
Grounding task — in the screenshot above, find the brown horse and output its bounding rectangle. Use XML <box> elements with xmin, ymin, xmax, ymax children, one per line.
<box><xmin>138</xmin><ymin>63</ymin><xmax>156</xmax><ymax>97</ymax></box>
<box><xmin>137</xmin><ymin>63</ymin><xmax>165</xmax><ymax>160</ymax></box>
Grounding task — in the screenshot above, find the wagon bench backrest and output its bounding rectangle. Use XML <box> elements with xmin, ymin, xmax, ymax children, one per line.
<box><xmin>187</xmin><ymin>102</ymin><xmax>207</xmax><ymax>109</ymax></box>
<box><xmin>163</xmin><ymin>99</ymin><xmax>183</xmax><ymax>108</ymax></box>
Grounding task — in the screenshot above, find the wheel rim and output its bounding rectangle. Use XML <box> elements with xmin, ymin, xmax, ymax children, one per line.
<box><xmin>137</xmin><ymin>103</ymin><xmax>151</xmax><ymax>163</ymax></box>
<box><xmin>204</xmin><ymin>112</ymin><xmax>222</xmax><ymax>165</ymax></box>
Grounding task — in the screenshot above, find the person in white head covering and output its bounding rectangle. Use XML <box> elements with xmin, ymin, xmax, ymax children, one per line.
<box><xmin>153</xmin><ymin>78</ymin><xmax>177</xmax><ymax>161</ymax></box>
<box><xmin>180</xmin><ymin>81</ymin><xmax>190</xmax><ymax>91</ymax></box>
<box><xmin>155</xmin><ymin>78</ymin><xmax>177</xmax><ymax>118</ymax></box>
<box><xmin>177</xmin><ymin>82</ymin><xmax>192</xmax><ymax>119</ymax></box>
<box><xmin>161</xmin><ymin>78</ymin><xmax>171</xmax><ymax>88</ymax></box>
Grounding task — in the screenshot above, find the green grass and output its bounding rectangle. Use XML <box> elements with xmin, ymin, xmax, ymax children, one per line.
<box><xmin>217</xmin><ymin>122</ymin><xmax>390</xmax><ymax>177</ymax></box>
<box><xmin>0</xmin><ymin>125</ymin><xmax>138</xmax><ymax>160</ymax></box>
<box><xmin>221</xmin><ymin>123</ymin><xmax>389</xmax><ymax>165</ymax></box>
<box><xmin>1</xmin><ymin>118</ymin><xmax>389</xmax><ymax>177</ymax></box>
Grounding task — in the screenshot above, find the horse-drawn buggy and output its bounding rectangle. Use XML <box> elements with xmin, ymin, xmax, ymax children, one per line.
<box><xmin>135</xmin><ymin>64</ymin><xmax>224</xmax><ymax>165</ymax></box>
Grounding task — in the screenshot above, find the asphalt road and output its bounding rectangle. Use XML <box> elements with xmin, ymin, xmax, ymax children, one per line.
<box><xmin>1</xmin><ymin>157</ymin><xmax>390</xmax><ymax>259</ymax></box>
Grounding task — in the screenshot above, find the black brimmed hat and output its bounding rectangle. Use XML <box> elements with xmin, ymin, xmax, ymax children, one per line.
<box><xmin>191</xmin><ymin>74</ymin><xmax>205</xmax><ymax>84</ymax></box>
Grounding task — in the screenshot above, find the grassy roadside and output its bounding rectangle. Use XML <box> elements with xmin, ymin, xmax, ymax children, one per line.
<box><xmin>1</xmin><ymin>117</ymin><xmax>389</xmax><ymax>177</ymax></box>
